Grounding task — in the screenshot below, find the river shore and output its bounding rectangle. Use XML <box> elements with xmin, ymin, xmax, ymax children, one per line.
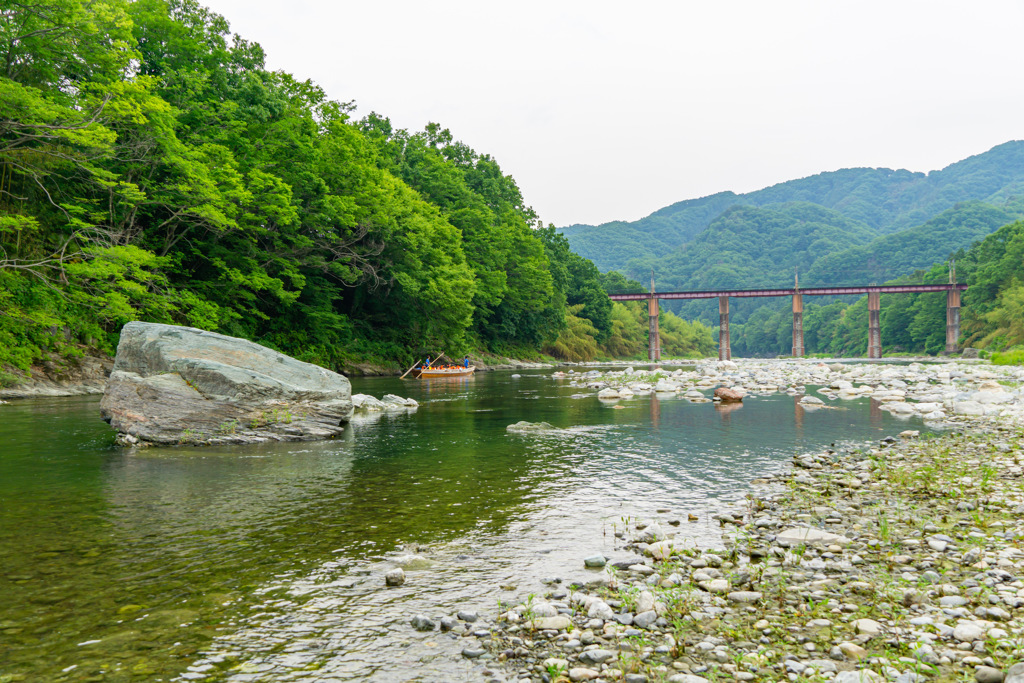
<box><xmin>428</xmin><ymin>359</ymin><xmax>1024</xmax><ymax>683</ymax></box>
<box><xmin>0</xmin><ymin>352</ymin><xmax>554</xmax><ymax>398</ymax></box>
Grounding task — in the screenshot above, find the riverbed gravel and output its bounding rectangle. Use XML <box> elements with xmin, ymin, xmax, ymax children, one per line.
<box><xmin>439</xmin><ymin>359</ymin><xmax>1024</xmax><ymax>683</ymax></box>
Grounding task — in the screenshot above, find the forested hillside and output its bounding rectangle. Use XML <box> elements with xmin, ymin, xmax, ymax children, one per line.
<box><xmin>0</xmin><ymin>0</ymin><xmax>711</xmax><ymax>381</ymax></box>
<box><xmin>561</xmin><ymin>141</ymin><xmax>1024</xmax><ymax>275</ymax></box>
<box><xmin>803</xmin><ymin>200</ymin><xmax>1024</xmax><ymax>285</ymax></box>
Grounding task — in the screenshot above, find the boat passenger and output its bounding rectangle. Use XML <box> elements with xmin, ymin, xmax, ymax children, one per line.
<box><xmin>463</xmin><ymin>356</ymin><xmax>470</xmax><ymax>368</ymax></box>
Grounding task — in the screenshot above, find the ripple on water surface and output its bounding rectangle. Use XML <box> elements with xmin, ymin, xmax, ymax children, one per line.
<box><xmin>0</xmin><ymin>372</ymin><xmax>930</xmax><ymax>681</ymax></box>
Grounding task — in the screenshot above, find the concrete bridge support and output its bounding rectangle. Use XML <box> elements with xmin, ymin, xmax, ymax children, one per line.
<box><xmin>648</xmin><ymin>296</ymin><xmax>661</xmax><ymax>361</ymax></box>
<box><xmin>718</xmin><ymin>296</ymin><xmax>731</xmax><ymax>361</ymax></box>
<box><xmin>792</xmin><ymin>293</ymin><xmax>804</xmax><ymax>357</ymax></box>
<box><xmin>867</xmin><ymin>291</ymin><xmax>882</xmax><ymax>359</ymax></box>
<box><xmin>946</xmin><ymin>289</ymin><xmax>961</xmax><ymax>354</ymax></box>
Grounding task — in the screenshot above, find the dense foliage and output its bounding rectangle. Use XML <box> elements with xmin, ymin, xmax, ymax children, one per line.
<box><xmin>0</xmin><ymin>0</ymin><xmax>714</xmax><ymax>379</ymax></box>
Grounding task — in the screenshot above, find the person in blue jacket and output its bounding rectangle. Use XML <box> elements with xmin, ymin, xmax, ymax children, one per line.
<box><xmin>463</xmin><ymin>356</ymin><xmax>470</xmax><ymax>368</ymax></box>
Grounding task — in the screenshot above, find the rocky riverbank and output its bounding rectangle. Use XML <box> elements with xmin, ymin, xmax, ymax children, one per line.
<box><xmin>417</xmin><ymin>359</ymin><xmax>1024</xmax><ymax>683</ymax></box>
<box><xmin>0</xmin><ymin>352</ymin><xmax>112</xmax><ymax>399</ymax></box>
<box><xmin>561</xmin><ymin>358</ymin><xmax>1024</xmax><ymax>428</ymax></box>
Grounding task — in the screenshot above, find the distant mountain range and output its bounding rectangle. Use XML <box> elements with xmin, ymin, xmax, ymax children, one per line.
<box><xmin>559</xmin><ymin>141</ymin><xmax>1024</xmax><ymax>298</ymax></box>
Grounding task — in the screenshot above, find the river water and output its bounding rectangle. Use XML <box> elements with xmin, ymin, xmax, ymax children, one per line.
<box><xmin>0</xmin><ymin>368</ymin><xmax>929</xmax><ymax>682</ymax></box>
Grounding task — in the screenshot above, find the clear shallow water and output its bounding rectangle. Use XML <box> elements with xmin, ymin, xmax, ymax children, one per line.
<box><xmin>0</xmin><ymin>370</ymin><xmax>929</xmax><ymax>682</ymax></box>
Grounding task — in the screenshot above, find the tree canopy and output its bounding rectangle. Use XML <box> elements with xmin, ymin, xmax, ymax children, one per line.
<box><xmin>0</xmin><ymin>0</ymin><xmax>712</xmax><ymax>380</ymax></box>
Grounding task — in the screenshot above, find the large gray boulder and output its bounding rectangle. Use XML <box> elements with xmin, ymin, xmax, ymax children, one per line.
<box><xmin>100</xmin><ymin>322</ymin><xmax>353</xmax><ymax>446</ymax></box>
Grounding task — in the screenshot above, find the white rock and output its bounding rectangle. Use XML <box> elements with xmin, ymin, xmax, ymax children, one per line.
<box><xmin>974</xmin><ymin>391</ymin><xmax>1013</xmax><ymax>404</ymax></box>
<box><xmin>647</xmin><ymin>540</ymin><xmax>675</xmax><ymax>560</ymax></box>
<box><xmin>775</xmin><ymin>527</ymin><xmax>851</xmax><ymax>547</ymax></box>
<box><xmin>952</xmin><ymin>622</ymin><xmax>985</xmax><ymax>642</ymax></box>
<box><xmin>352</xmin><ymin>394</ymin><xmax>386</xmax><ymax>411</ymax></box>
<box><xmin>833</xmin><ymin>670</ymin><xmax>883</xmax><ymax>683</ymax></box>
<box><xmin>852</xmin><ymin>618</ymin><xmax>882</xmax><ymax>635</ymax></box>
<box><xmin>587</xmin><ymin>600</ymin><xmax>615</xmax><ymax>620</ymax></box>
<box><xmin>530</xmin><ymin>616</ymin><xmax>572</xmax><ymax>631</ymax></box>
<box><xmin>954</xmin><ymin>401</ymin><xmax>985</xmax><ymax>416</ymax></box>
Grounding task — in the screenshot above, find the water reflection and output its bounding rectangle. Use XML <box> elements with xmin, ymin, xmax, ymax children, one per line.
<box><xmin>713</xmin><ymin>400</ymin><xmax>743</xmax><ymax>421</ymax></box>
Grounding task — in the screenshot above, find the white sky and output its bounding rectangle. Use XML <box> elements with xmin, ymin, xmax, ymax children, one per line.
<box><xmin>197</xmin><ymin>0</ymin><xmax>1024</xmax><ymax>227</ymax></box>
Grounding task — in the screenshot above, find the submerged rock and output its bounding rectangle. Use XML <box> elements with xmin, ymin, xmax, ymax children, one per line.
<box><xmin>506</xmin><ymin>421</ymin><xmax>558</xmax><ymax>433</ymax></box>
<box><xmin>100</xmin><ymin>321</ymin><xmax>353</xmax><ymax>446</ymax></box>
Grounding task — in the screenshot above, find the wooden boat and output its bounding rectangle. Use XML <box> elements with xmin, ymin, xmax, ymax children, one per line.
<box><xmin>414</xmin><ymin>365</ymin><xmax>475</xmax><ymax>378</ymax></box>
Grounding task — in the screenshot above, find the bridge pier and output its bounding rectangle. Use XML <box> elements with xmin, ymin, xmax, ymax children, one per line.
<box><xmin>946</xmin><ymin>289</ymin><xmax>961</xmax><ymax>354</ymax></box>
<box><xmin>607</xmin><ymin>283</ymin><xmax>968</xmax><ymax>362</ymax></box>
<box><xmin>719</xmin><ymin>296</ymin><xmax>731</xmax><ymax>361</ymax></box>
<box><xmin>792</xmin><ymin>293</ymin><xmax>804</xmax><ymax>357</ymax></box>
<box><xmin>648</xmin><ymin>296</ymin><xmax>661</xmax><ymax>361</ymax></box>
<box><xmin>867</xmin><ymin>291</ymin><xmax>882</xmax><ymax>359</ymax></box>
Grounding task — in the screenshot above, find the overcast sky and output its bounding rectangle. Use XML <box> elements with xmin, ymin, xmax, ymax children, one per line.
<box><xmin>198</xmin><ymin>0</ymin><xmax>1024</xmax><ymax>227</ymax></box>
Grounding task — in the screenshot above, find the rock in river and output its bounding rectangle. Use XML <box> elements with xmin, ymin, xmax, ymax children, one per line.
<box><xmin>100</xmin><ymin>321</ymin><xmax>353</xmax><ymax>446</ymax></box>
<box><xmin>713</xmin><ymin>387</ymin><xmax>744</xmax><ymax>402</ymax></box>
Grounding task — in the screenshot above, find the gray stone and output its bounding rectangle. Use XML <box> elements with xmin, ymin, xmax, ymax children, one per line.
<box><xmin>583</xmin><ymin>554</ymin><xmax>607</xmax><ymax>568</ymax></box>
<box><xmin>457</xmin><ymin>610</ymin><xmax>479</xmax><ymax>623</ymax></box>
<box><xmin>975</xmin><ymin>666</ymin><xmax>1005</xmax><ymax>683</ymax></box>
<box><xmin>633</xmin><ymin>610</ymin><xmax>658</xmax><ymax>629</ymax></box>
<box><xmin>578</xmin><ymin>648</ymin><xmax>616</xmax><ymax>665</ymax></box>
<box><xmin>726</xmin><ymin>591</ymin><xmax>762</xmax><ymax>604</ymax></box>
<box><xmin>384</xmin><ymin>568</ymin><xmax>405</xmax><ymax>586</ymax></box>
<box><xmin>1005</xmin><ymin>663</ymin><xmax>1024</xmax><ymax>683</ymax></box>
<box><xmin>461</xmin><ymin>647</ymin><xmax>486</xmax><ymax>659</ymax></box>
<box><xmin>667</xmin><ymin>676</ymin><xmax>710</xmax><ymax>683</ymax></box>
<box><xmin>100</xmin><ymin>321</ymin><xmax>352</xmax><ymax>445</ymax></box>
<box><xmin>939</xmin><ymin>595</ymin><xmax>969</xmax><ymax>607</ymax></box>
<box><xmin>895</xmin><ymin>674</ymin><xmax>926</xmax><ymax>683</ymax></box>
<box><xmin>410</xmin><ymin>615</ymin><xmax>435</xmax><ymax>631</ymax></box>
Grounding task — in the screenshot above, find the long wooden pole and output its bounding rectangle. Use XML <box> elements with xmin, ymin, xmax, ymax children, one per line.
<box><xmin>400</xmin><ymin>351</ymin><xmax>440</xmax><ymax>379</ymax></box>
<box><xmin>399</xmin><ymin>359</ymin><xmax>421</xmax><ymax>380</ymax></box>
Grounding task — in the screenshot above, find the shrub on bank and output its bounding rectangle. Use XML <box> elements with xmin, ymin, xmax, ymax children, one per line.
<box><xmin>991</xmin><ymin>347</ymin><xmax>1024</xmax><ymax>365</ymax></box>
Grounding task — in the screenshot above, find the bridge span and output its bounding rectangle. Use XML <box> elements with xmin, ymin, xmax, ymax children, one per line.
<box><xmin>609</xmin><ymin>281</ymin><xmax>968</xmax><ymax>361</ymax></box>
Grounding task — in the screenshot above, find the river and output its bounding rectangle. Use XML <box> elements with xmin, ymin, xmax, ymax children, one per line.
<box><xmin>0</xmin><ymin>367</ymin><xmax>930</xmax><ymax>682</ymax></box>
